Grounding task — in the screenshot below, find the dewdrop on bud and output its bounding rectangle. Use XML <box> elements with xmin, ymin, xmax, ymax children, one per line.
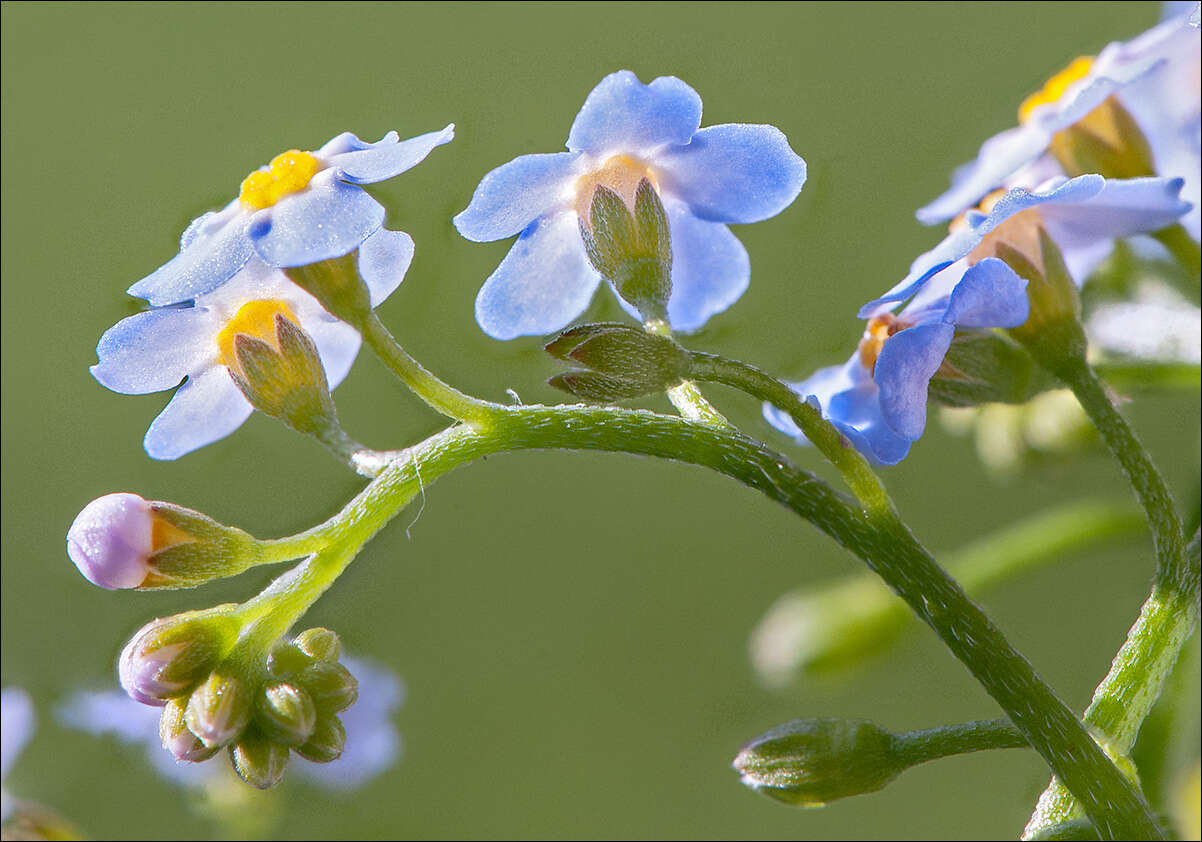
<box><xmin>159</xmin><ymin>698</ymin><xmax>220</xmax><ymax>762</ymax></box>
<box><xmin>185</xmin><ymin>670</ymin><xmax>252</xmax><ymax>748</ymax></box>
<box><xmin>119</xmin><ymin>608</ymin><xmax>240</xmax><ymax>705</ymax></box>
<box><xmin>733</xmin><ymin>718</ymin><xmax>902</xmax><ymax>808</ymax></box>
<box><xmin>67</xmin><ymin>493</ymin><xmax>259</xmax><ymax>590</ymax></box>
<box><xmin>256</xmin><ymin>681</ymin><xmax>317</xmax><ymax>746</ymax></box>
<box><xmin>231</xmin><ymin>728</ymin><xmax>291</xmax><ymax>789</ymax></box>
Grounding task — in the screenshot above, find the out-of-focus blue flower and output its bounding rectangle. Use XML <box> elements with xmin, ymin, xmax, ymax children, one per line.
<box><xmin>918</xmin><ymin>10</ymin><xmax>1201</xmax><ymax>239</ymax></box>
<box><xmin>93</xmin><ymin>236</ymin><xmax>412</xmax><ymax>459</ymax></box>
<box><xmin>871</xmin><ymin>174</ymin><xmax>1190</xmax><ymax>316</ymax></box>
<box><xmin>765</xmin><ymin>259</ymin><xmax>1029</xmax><ymax>465</ymax></box>
<box><xmin>455</xmin><ymin>70</ymin><xmax>807</xmax><ymax>339</ymax></box>
<box><xmin>58</xmin><ymin>657</ymin><xmax>404</xmax><ymax>790</ymax></box>
<box><xmin>2</xmin><ymin>688</ymin><xmax>35</xmax><ymax>822</ymax></box>
<box><xmin>128</xmin><ymin>127</ymin><xmax>453</xmax><ymax>306</ymax></box>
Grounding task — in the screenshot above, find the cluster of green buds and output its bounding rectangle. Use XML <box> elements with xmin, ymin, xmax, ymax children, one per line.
<box><xmin>120</xmin><ymin>613</ymin><xmax>358</xmax><ymax>789</ymax></box>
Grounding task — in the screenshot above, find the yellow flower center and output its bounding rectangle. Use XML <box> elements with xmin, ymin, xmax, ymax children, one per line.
<box><xmin>574</xmin><ymin>154</ymin><xmax>659</xmax><ymax>220</ymax></box>
<box><xmin>239</xmin><ymin>150</ymin><xmax>321</xmax><ymax>210</ymax></box>
<box><xmin>1018</xmin><ymin>56</ymin><xmax>1095</xmax><ymax>123</ymax></box>
<box><xmin>857</xmin><ymin>314</ymin><xmax>910</xmax><ymax>372</ymax></box>
<box><xmin>216</xmin><ymin>299</ymin><xmax>299</xmax><ymax>372</ymax></box>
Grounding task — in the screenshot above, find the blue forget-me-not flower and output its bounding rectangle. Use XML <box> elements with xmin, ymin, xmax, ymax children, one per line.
<box><xmin>454</xmin><ymin>70</ymin><xmax>807</xmax><ymax>339</ymax></box>
<box><xmin>1</xmin><ymin>688</ymin><xmax>34</xmax><ymax>823</ymax></box>
<box><xmin>918</xmin><ymin>8</ymin><xmax>1200</xmax><ymax>240</ymax></box>
<box><xmin>128</xmin><ymin>127</ymin><xmax>453</xmax><ymax>306</ymax></box>
<box><xmin>767</xmin><ymin>174</ymin><xmax>1190</xmax><ymax>464</ymax></box>
<box><xmin>93</xmin><ymin>234</ymin><xmax>413</xmax><ymax>460</ymax></box>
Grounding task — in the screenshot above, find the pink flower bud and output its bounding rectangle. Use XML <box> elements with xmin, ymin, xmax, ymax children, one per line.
<box><xmin>66</xmin><ymin>493</ymin><xmax>153</xmax><ymax>589</ymax></box>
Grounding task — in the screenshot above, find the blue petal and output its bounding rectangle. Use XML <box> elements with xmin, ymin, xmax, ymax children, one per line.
<box><xmin>127</xmin><ymin>213</ymin><xmax>253</xmax><ymax>306</ymax></box>
<box><xmin>663</xmin><ymin>201</ymin><xmax>750</xmax><ymax>332</ymax></box>
<box><xmin>248</xmin><ymin>176</ymin><xmax>385</xmax><ymax>267</ymax></box>
<box><xmin>567</xmin><ymin>71</ymin><xmax>702</xmax><ymax>155</ymax></box>
<box><xmin>916</xmin><ymin>58</ymin><xmax>1160</xmax><ymax>224</ymax></box>
<box><xmin>474</xmin><ymin>211</ymin><xmax>601</xmax><ymax>339</ymax></box>
<box><xmin>764</xmin><ymin>359</ymin><xmax>913</xmax><ymax>465</ymax></box>
<box><xmin>92</xmin><ymin>307</ymin><xmax>214</xmax><ymax>394</ymax></box>
<box><xmin>861</xmin><ymin>175</ymin><xmax>1106</xmax><ymax>317</ymax></box>
<box><xmin>656</xmin><ymin>124</ymin><xmax>807</xmax><ymax>224</ymax></box>
<box><xmin>874</xmin><ymin>322</ymin><xmax>954</xmax><ymax>441</ymax></box>
<box><xmin>328</xmin><ymin>125</ymin><xmax>455</xmax><ymax>185</ymax></box>
<box><xmin>142</xmin><ymin>366</ymin><xmax>253</xmax><ymax>460</ymax></box>
<box><xmin>358</xmin><ymin>228</ymin><xmax>415</xmax><ymax>308</ymax></box>
<box><xmin>1040</xmin><ymin>176</ymin><xmax>1190</xmax><ymax>249</ymax></box>
<box><xmin>316</xmin><ymin>131</ymin><xmax>397</xmax><ymax>158</ymax></box>
<box><xmin>940</xmin><ymin>258</ymin><xmax>1029</xmax><ymax>329</ymax></box>
<box><xmin>453</xmin><ymin>152</ymin><xmax>581</xmax><ymax>242</ymax></box>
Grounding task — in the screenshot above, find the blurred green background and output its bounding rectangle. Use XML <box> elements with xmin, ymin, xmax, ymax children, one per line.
<box><xmin>2</xmin><ymin>2</ymin><xmax>1198</xmax><ymax>839</ymax></box>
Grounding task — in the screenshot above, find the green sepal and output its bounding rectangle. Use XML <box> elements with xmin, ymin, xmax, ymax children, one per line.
<box><xmin>297</xmin><ymin>660</ymin><xmax>358</xmax><ymax>714</ymax></box>
<box><xmin>546</xmin><ymin>322</ymin><xmax>689</xmax><ymax>387</ymax></box>
<box><xmin>295</xmin><ymin>627</ymin><xmax>342</xmax><ymax>662</ymax></box>
<box><xmin>256</xmin><ymin>681</ymin><xmax>318</xmax><ymax>746</ymax></box>
<box><xmin>1048</xmin><ymin>97</ymin><xmax>1155</xmax><ymax>181</ymax></box>
<box><xmin>228</xmin><ymin>314</ymin><xmax>340</xmax><ymax>436</ymax></box>
<box><xmin>142</xmin><ymin>503</ymin><xmax>260</xmax><ymax>589</ymax></box>
<box><xmin>1005</xmin><ymin>229</ymin><xmax>1088</xmax><ymax>371</ymax></box>
<box><xmin>186</xmin><ymin>669</ymin><xmax>253</xmax><ymax>748</ymax></box>
<box><xmin>580</xmin><ymin>180</ymin><xmax>672</xmax><ymax>323</ymax></box>
<box><xmin>284</xmin><ymin>253</ymin><xmax>372</xmax><ymax>329</ymax></box>
<box><xmin>547</xmin><ymin>371</ymin><xmax>661</xmax><ymax>403</ymax></box>
<box><xmin>160</xmin><ymin>697</ymin><xmax>221</xmax><ymax>762</ymax></box>
<box><xmin>928</xmin><ymin>329</ymin><xmax>1057</xmax><ymax>408</ymax></box>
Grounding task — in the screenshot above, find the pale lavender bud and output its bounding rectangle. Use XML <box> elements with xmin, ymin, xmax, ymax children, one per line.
<box><xmin>119</xmin><ymin>609</ymin><xmax>239</xmax><ymax>706</ymax></box>
<box><xmin>66</xmin><ymin>493</ymin><xmax>153</xmax><ymax>589</ymax></box>
<box><xmin>159</xmin><ymin>699</ymin><xmax>219</xmax><ymax>763</ymax></box>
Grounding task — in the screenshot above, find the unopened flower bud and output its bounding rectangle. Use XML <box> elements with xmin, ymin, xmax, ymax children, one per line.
<box><xmin>256</xmin><ymin>681</ymin><xmax>317</xmax><ymax>746</ymax></box>
<box><xmin>159</xmin><ymin>698</ymin><xmax>220</xmax><ymax>762</ymax></box>
<box><xmin>298</xmin><ymin>660</ymin><xmax>358</xmax><ymax>714</ymax></box>
<box><xmin>221</xmin><ymin>306</ymin><xmax>344</xmax><ymax>442</ymax></box>
<box><xmin>295</xmin><ymin>714</ymin><xmax>347</xmax><ymax>764</ymax></box>
<box><xmin>733</xmin><ymin>718</ymin><xmax>902</xmax><ymax>808</ymax></box>
<box><xmin>186</xmin><ymin>670</ymin><xmax>252</xmax><ymax>748</ymax></box>
<box><xmin>119</xmin><ymin>608</ymin><xmax>240</xmax><ymax>705</ymax></box>
<box><xmin>267</xmin><ymin>641</ymin><xmax>315</xmax><ymax>679</ymax></box>
<box><xmin>545</xmin><ymin>322</ymin><xmax>690</xmax><ymax>402</ymax></box>
<box><xmin>579</xmin><ymin>179</ymin><xmax>672</xmax><ymax>323</ymax></box>
<box><xmin>294</xmin><ymin>628</ymin><xmax>341</xmax><ymax>662</ymax></box>
<box><xmin>67</xmin><ymin>493</ymin><xmax>260</xmax><ymax>590</ymax></box>
<box><xmin>231</xmin><ymin>728</ymin><xmax>290</xmax><ymax>789</ymax></box>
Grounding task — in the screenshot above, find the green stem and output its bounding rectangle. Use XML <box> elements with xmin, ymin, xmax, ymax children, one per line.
<box><xmin>894</xmin><ymin>718</ymin><xmax>1027</xmax><ymax>766</ymax></box>
<box><xmin>644</xmin><ymin>318</ymin><xmax>730</xmax><ymax>425</ymax></box>
<box><xmin>686</xmin><ymin>352</ymin><xmax>893</xmax><ymax>514</ymax></box>
<box><xmin>361</xmin><ymin>313</ymin><xmax>502</xmax><ymax>427</ymax></box>
<box><xmin>1150</xmin><ymin>224</ymin><xmax>1201</xmax><ymax>302</ymax></box>
<box><xmin>1023</xmin><ymin>531</ymin><xmax>1201</xmax><ymax>839</ymax></box>
<box><xmin>266</xmin><ymin>403</ymin><xmax>1157</xmax><ymax>839</ymax></box>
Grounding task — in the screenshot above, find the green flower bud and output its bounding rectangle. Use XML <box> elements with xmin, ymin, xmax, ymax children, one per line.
<box><xmin>579</xmin><ymin>180</ymin><xmax>672</xmax><ymax>323</ymax></box>
<box><xmin>1000</xmin><ymin>228</ymin><xmax>1088</xmax><ymax>371</ymax></box>
<box><xmin>160</xmin><ymin>698</ymin><xmax>221</xmax><ymax>763</ymax></box>
<box><xmin>256</xmin><ymin>681</ymin><xmax>317</xmax><ymax>746</ymax></box>
<box><xmin>285</xmin><ymin>253</ymin><xmax>372</xmax><ymax>330</ymax></box>
<box><xmin>733</xmin><ymin>718</ymin><xmax>902</xmax><ymax>808</ymax></box>
<box><xmin>295</xmin><ymin>715</ymin><xmax>347</xmax><ymax>764</ymax></box>
<box><xmin>186</xmin><ymin>670</ymin><xmax>253</xmax><ymax>748</ymax></box>
<box><xmin>750</xmin><ymin>579</ymin><xmax>909</xmax><ymax>685</ymax></box>
<box><xmin>297</xmin><ymin>660</ymin><xmax>358</xmax><ymax>714</ymax></box>
<box><xmin>545</xmin><ymin>322</ymin><xmax>690</xmax><ymax>402</ymax></box>
<box><xmin>267</xmin><ymin>641</ymin><xmax>315</xmax><ymax>679</ymax></box>
<box><xmin>119</xmin><ymin>607</ymin><xmax>241</xmax><ymax>705</ymax></box>
<box><xmin>294</xmin><ymin>627</ymin><xmax>341</xmax><ymax>663</ymax></box>
<box><xmin>231</xmin><ymin>728</ymin><xmax>291</xmax><ymax>790</ymax></box>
